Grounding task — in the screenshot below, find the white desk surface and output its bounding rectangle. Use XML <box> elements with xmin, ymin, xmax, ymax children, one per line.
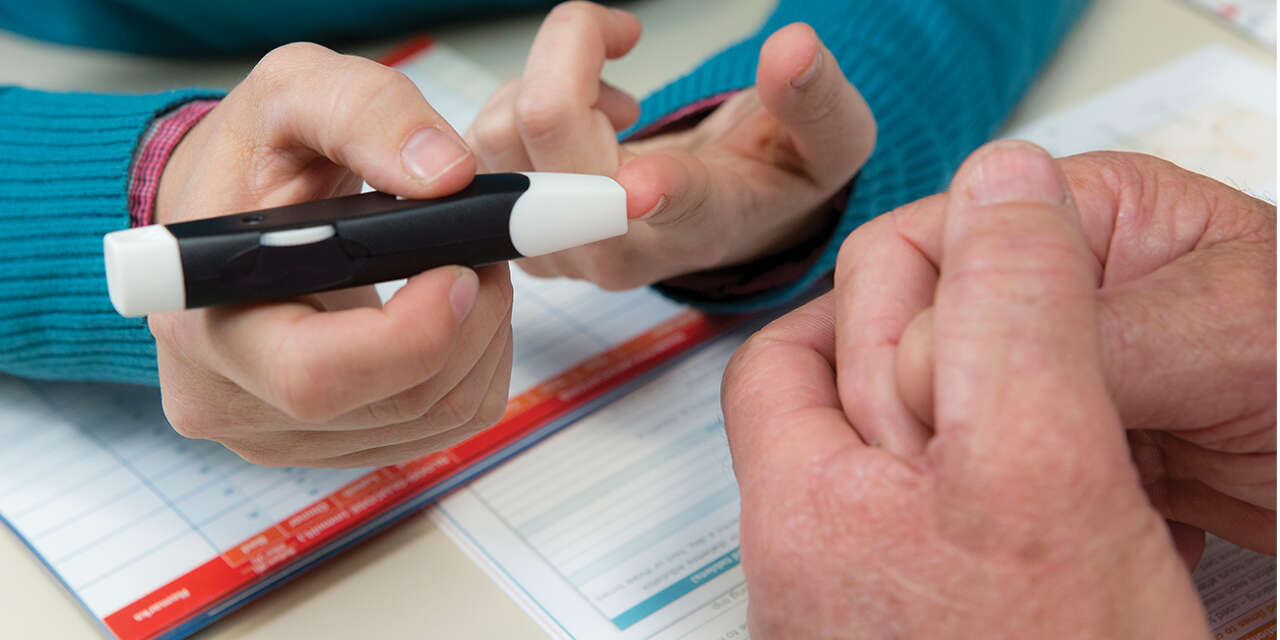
<box><xmin>0</xmin><ymin>0</ymin><xmax>1272</xmax><ymax>638</ymax></box>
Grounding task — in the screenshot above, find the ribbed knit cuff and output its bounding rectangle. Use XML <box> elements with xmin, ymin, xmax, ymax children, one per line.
<box><xmin>0</xmin><ymin>87</ymin><xmax>223</xmax><ymax>385</ymax></box>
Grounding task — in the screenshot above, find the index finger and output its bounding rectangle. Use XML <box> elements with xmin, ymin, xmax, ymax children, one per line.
<box><xmin>722</xmin><ymin>294</ymin><xmax>863</xmax><ymax>493</ymax></box>
<box><xmin>832</xmin><ymin>194</ymin><xmax>945</xmax><ymax>457</ymax></box>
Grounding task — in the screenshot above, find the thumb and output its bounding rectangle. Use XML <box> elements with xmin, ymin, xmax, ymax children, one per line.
<box><xmin>245</xmin><ymin>42</ymin><xmax>476</xmax><ymax>198</ymax></box>
<box><xmin>930</xmin><ymin>141</ymin><xmax>1119</xmax><ymax>465</ymax></box>
<box><xmin>756</xmin><ymin>23</ymin><xmax>876</xmax><ymax>188</ymax></box>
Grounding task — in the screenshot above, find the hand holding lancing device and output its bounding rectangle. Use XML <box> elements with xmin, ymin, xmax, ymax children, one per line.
<box><xmin>466</xmin><ymin>2</ymin><xmax>876</xmax><ymax>289</ymax></box>
<box><xmin>148</xmin><ymin>43</ymin><xmax>514</xmax><ymax>468</ymax></box>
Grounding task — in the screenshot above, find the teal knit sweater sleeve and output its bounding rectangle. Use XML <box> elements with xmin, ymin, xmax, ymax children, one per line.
<box><xmin>630</xmin><ymin>0</ymin><xmax>1089</xmax><ymax>311</ymax></box>
<box><xmin>0</xmin><ymin>0</ymin><xmax>1087</xmax><ymax>386</ymax></box>
<box><xmin>0</xmin><ymin>88</ymin><xmax>220</xmax><ymax>385</ymax></box>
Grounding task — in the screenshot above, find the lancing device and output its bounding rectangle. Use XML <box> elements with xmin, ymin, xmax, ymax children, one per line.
<box><xmin>103</xmin><ymin>172</ymin><xmax>626</xmax><ymax>317</ymax></box>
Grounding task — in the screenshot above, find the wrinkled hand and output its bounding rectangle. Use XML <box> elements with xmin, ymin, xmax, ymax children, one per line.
<box><xmin>723</xmin><ymin>141</ymin><xmax>1274</xmax><ymax>637</ymax></box>
<box><xmin>833</xmin><ymin>144</ymin><xmax>1276</xmax><ymax>561</ymax></box>
<box><xmin>466</xmin><ymin>2</ymin><xmax>875</xmax><ymax>289</ymax></box>
<box><xmin>149</xmin><ymin>43</ymin><xmax>514</xmax><ymax>467</ymax></box>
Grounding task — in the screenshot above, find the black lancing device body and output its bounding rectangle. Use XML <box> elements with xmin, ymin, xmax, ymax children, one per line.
<box><xmin>103</xmin><ymin>172</ymin><xmax>628</xmax><ymax>317</ymax></box>
<box><xmin>175</xmin><ymin>173</ymin><xmax>525</xmax><ymax>308</ymax></box>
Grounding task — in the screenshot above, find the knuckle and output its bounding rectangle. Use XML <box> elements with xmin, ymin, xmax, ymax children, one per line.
<box><xmin>382</xmin><ymin>385</ymin><xmax>436</xmax><ymax>424</ymax></box>
<box><xmin>725</xmin><ymin>332</ymin><xmax>771</xmax><ymax>388</ymax></box>
<box><xmin>232</xmin><ymin>445</ymin><xmax>292</xmax><ymax>468</ymax></box>
<box><xmin>474</xmin><ymin>387</ymin><xmax>510</xmax><ymax>428</ymax></box>
<box><xmin>469</xmin><ymin>115</ymin><xmax>515</xmax><ymax>158</ymax></box>
<box><xmin>146</xmin><ymin>313</ymin><xmax>179</xmax><ymax>347</ymax></box>
<box><xmin>428</xmin><ymin>390</ymin><xmax>475</xmax><ymax>429</ymax></box>
<box><xmin>470</xmin><ymin>82</ymin><xmax>520</xmax><ymax>149</ymax></box>
<box><xmin>549</xmin><ymin>1</ymin><xmax>597</xmax><ymax>22</ymax></box>
<box><xmin>833</xmin><ymin>218</ymin><xmax>870</xmax><ymax>277</ymax></box>
<box><xmin>268</xmin><ymin>360</ymin><xmax>342</xmax><ymax>423</ymax></box>
<box><xmin>722</xmin><ymin>338</ymin><xmax>758</xmax><ymax>390</ymax></box>
<box><xmin>514</xmin><ymin>91</ymin><xmax>575</xmax><ymax>142</ymax></box>
<box><xmin>722</xmin><ymin>329</ymin><xmax>790</xmax><ymax>410</ymax></box>
<box><xmin>251</xmin><ymin>42</ymin><xmax>328</xmax><ymax>83</ymax></box>
<box><xmin>330</xmin><ymin>63</ymin><xmax>417</xmax><ymax>130</ymax></box>
<box><xmin>407</xmin><ymin>334</ymin><xmax>450</xmax><ymax>383</ymax></box>
<box><xmin>162</xmin><ymin>401</ymin><xmax>213</xmax><ymax>441</ymax></box>
<box><xmin>366</xmin><ymin>64</ymin><xmax>419</xmax><ymax>100</ymax></box>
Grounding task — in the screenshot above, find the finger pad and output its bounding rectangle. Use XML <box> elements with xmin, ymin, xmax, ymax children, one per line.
<box><xmin>757</xmin><ymin>23</ymin><xmax>819</xmax><ymax>97</ymax></box>
<box><xmin>616</xmin><ymin>155</ymin><xmax>674</xmax><ymax>218</ymax></box>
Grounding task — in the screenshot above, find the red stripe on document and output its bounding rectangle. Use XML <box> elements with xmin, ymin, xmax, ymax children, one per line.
<box><xmin>104</xmin><ymin>310</ymin><xmax>732</xmax><ymax>640</ymax></box>
<box><xmin>377</xmin><ymin>36</ymin><xmax>436</xmax><ymax>68</ymax></box>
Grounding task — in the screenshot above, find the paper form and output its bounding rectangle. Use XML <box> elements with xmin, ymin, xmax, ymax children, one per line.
<box><xmin>1003</xmin><ymin>45</ymin><xmax>1276</xmax><ymax>202</ymax></box>
<box><xmin>0</xmin><ymin>38</ymin><xmax>719</xmax><ymax>640</ymax></box>
<box><xmin>0</xmin><ymin>381</ymin><xmax>367</xmax><ymax>618</ymax></box>
<box><xmin>435</xmin><ymin>331</ymin><xmax>750</xmax><ymax>640</ymax></box>
<box><xmin>1196</xmin><ymin>537</ymin><xmax>1278</xmax><ymax>639</ymax></box>
<box><xmin>1182</xmin><ymin>0</ymin><xmax>1277</xmax><ymax>48</ymax></box>
<box><xmin>0</xmin><ymin>267</ymin><xmax>687</xmax><ymax>623</ymax></box>
<box><xmin>436</xmin><ymin>330</ymin><xmax>1277</xmax><ymax>640</ymax></box>
<box><xmin>433</xmin><ymin>44</ymin><xmax>1278</xmax><ymax>639</ymax></box>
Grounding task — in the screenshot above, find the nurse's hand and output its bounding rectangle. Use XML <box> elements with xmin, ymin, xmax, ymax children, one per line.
<box><xmin>149</xmin><ymin>42</ymin><xmax>514</xmax><ymax>467</ymax></box>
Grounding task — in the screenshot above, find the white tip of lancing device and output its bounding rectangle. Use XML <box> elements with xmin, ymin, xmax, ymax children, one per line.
<box><xmin>509</xmin><ymin>172</ymin><xmax>628</xmax><ymax>257</ymax></box>
<box><xmin>103</xmin><ymin>225</ymin><xmax>186</xmax><ymax>317</ymax></box>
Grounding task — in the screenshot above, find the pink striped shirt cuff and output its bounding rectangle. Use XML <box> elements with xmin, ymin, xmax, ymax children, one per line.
<box><xmin>625</xmin><ymin>91</ymin><xmax>738</xmax><ymax>141</ymax></box>
<box><xmin>128</xmin><ymin>100</ymin><xmax>219</xmax><ymax>228</ymax></box>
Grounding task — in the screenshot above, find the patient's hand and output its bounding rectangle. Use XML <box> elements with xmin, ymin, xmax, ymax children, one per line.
<box><xmin>722</xmin><ymin>142</ymin><xmax>1223</xmax><ymax>638</ymax></box>
<box><xmin>466</xmin><ymin>2</ymin><xmax>876</xmax><ymax>290</ymax></box>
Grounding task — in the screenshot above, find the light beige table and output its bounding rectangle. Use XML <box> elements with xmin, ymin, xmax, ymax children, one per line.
<box><xmin>0</xmin><ymin>1</ymin><xmax>1271</xmax><ymax>638</ymax></box>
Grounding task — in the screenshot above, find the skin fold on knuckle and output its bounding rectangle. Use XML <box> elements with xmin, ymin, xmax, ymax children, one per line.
<box><xmin>161</xmin><ymin>396</ymin><xmax>216</xmax><ymax>441</ymax></box>
<box><xmin>231</xmin><ymin>442</ymin><xmax>301</xmax><ymax>468</ymax></box>
<box><xmin>514</xmin><ymin>91</ymin><xmax>578</xmax><ymax>145</ymax></box>
<box><xmin>468</xmin><ymin>113</ymin><xmax>518</xmax><ymax>162</ymax></box>
<box><xmin>474</xmin><ymin>387</ymin><xmax>510</xmax><ymax>428</ymax></box>
<box><xmin>267</xmin><ymin>348</ymin><xmax>346</xmax><ymax>423</ymax></box>
<box><xmin>546</xmin><ymin>1</ymin><xmax>605</xmax><ymax>39</ymax></box>
<box><xmin>721</xmin><ymin>333</ymin><xmax>791</xmax><ymax>423</ymax></box>
<box><xmin>250</xmin><ymin>42</ymin><xmax>329</xmax><ymax>88</ymax></box>
<box><xmin>832</xmin><ymin>213</ymin><xmax>894</xmax><ymax>285</ymax></box>
<box><xmin>324</xmin><ymin>63</ymin><xmax>421</xmax><ymax>161</ymax></box>
<box><xmin>367</xmin><ymin>383</ymin><xmax>439</xmax><ymax>426</ymax></box>
<box><xmin>422</xmin><ymin>384</ymin><xmax>485</xmax><ymax>432</ymax></box>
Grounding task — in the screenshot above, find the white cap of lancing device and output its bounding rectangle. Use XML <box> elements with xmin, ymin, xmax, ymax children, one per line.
<box><xmin>103</xmin><ymin>172</ymin><xmax>628</xmax><ymax>317</ymax></box>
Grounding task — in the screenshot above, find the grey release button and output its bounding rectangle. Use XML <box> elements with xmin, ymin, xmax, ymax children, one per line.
<box><xmin>259</xmin><ymin>225</ymin><xmax>337</xmax><ymax>247</ymax></box>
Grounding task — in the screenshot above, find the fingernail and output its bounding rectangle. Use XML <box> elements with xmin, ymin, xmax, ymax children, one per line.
<box><xmin>609</xmin><ymin>7</ymin><xmax>633</xmax><ymax>21</ymax></box>
<box><xmin>967</xmin><ymin>141</ymin><xmax>1065</xmax><ymax>206</ymax></box>
<box><xmin>790</xmin><ymin>49</ymin><xmax>822</xmax><ymax>88</ymax></box>
<box><xmin>449</xmin><ymin>267</ymin><xmax>479</xmax><ymax>323</ymax></box>
<box><xmin>402</xmin><ymin>127</ymin><xmax>470</xmax><ymax>184</ymax></box>
<box><xmin>637</xmin><ymin>194</ymin><xmax>667</xmax><ymax>220</ymax></box>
